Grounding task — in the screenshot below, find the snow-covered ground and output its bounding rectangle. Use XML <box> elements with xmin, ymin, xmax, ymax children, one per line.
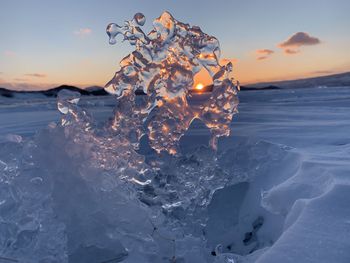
<box><xmin>1</xmin><ymin>86</ymin><xmax>350</xmax><ymax>262</ymax></box>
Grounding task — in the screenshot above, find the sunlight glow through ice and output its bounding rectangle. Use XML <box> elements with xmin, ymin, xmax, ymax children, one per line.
<box><xmin>105</xmin><ymin>11</ymin><xmax>239</xmax><ymax>153</ymax></box>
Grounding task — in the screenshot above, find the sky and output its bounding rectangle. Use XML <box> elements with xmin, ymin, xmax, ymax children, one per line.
<box><xmin>0</xmin><ymin>0</ymin><xmax>350</xmax><ymax>90</ymax></box>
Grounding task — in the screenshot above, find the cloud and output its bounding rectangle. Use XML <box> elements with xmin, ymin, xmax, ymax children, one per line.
<box><xmin>4</xmin><ymin>50</ymin><xmax>16</xmax><ymax>57</ymax></box>
<box><xmin>14</xmin><ymin>78</ymin><xmax>30</xmax><ymax>82</ymax></box>
<box><xmin>279</xmin><ymin>32</ymin><xmax>321</xmax><ymax>48</ymax></box>
<box><xmin>24</xmin><ymin>73</ymin><xmax>47</xmax><ymax>78</ymax></box>
<box><xmin>74</xmin><ymin>28</ymin><xmax>92</xmax><ymax>37</ymax></box>
<box><xmin>256</xmin><ymin>49</ymin><xmax>274</xmax><ymax>55</ymax></box>
<box><xmin>256</xmin><ymin>49</ymin><xmax>274</xmax><ymax>60</ymax></box>
<box><xmin>278</xmin><ymin>32</ymin><xmax>321</xmax><ymax>55</ymax></box>
<box><xmin>284</xmin><ymin>48</ymin><xmax>300</xmax><ymax>55</ymax></box>
<box><xmin>310</xmin><ymin>70</ymin><xmax>334</xmax><ymax>75</ymax></box>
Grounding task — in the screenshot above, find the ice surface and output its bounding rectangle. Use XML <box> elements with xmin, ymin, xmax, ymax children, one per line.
<box><xmin>0</xmin><ymin>128</ymin><xmax>294</xmax><ymax>262</ymax></box>
<box><xmin>257</xmin><ymin>184</ymin><xmax>350</xmax><ymax>263</ymax></box>
<box><xmin>1</xmin><ymin>86</ymin><xmax>350</xmax><ymax>262</ymax></box>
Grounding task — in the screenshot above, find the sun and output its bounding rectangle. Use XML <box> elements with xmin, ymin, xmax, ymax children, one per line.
<box><xmin>195</xmin><ymin>83</ymin><xmax>204</xmax><ymax>91</ymax></box>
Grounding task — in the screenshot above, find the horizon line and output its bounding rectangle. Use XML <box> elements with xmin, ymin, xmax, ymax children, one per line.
<box><xmin>1</xmin><ymin>70</ymin><xmax>349</xmax><ymax>92</ymax></box>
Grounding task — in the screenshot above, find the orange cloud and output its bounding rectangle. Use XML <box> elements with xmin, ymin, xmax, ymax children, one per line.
<box><xmin>256</xmin><ymin>49</ymin><xmax>274</xmax><ymax>55</ymax></box>
<box><xmin>256</xmin><ymin>49</ymin><xmax>274</xmax><ymax>60</ymax></box>
<box><xmin>284</xmin><ymin>48</ymin><xmax>300</xmax><ymax>55</ymax></box>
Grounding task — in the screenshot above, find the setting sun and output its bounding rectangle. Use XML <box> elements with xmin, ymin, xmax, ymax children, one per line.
<box><xmin>195</xmin><ymin>83</ymin><xmax>204</xmax><ymax>90</ymax></box>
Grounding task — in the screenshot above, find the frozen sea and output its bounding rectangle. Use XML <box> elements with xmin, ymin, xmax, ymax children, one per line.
<box><xmin>1</xmin><ymin>86</ymin><xmax>350</xmax><ymax>262</ymax></box>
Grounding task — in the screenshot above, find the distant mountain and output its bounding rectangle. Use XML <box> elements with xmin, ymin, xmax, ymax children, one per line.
<box><xmin>243</xmin><ymin>71</ymin><xmax>350</xmax><ymax>90</ymax></box>
<box><xmin>41</xmin><ymin>85</ymin><xmax>91</xmax><ymax>97</ymax></box>
<box><xmin>0</xmin><ymin>87</ymin><xmax>15</xmax><ymax>98</ymax></box>
<box><xmin>0</xmin><ymin>85</ymin><xmax>108</xmax><ymax>98</ymax></box>
<box><xmin>239</xmin><ymin>85</ymin><xmax>280</xmax><ymax>91</ymax></box>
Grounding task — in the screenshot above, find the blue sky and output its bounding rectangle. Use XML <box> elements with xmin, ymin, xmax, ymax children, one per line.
<box><xmin>1</xmin><ymin>0</ymin><xmax>349</xmax><ymax>90</ymax></box>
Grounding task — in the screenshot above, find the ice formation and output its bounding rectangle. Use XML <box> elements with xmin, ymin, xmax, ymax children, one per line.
<box><xmin>0</xmin><ymin>12</ymin><xmax>243</xmax><ymax>263</ymax></box>
<box><xmin>54</xmin><ymin>11</ymin><xmax>240</xmax><ymax>231</ymax></box>
<box><xmin>105</xmin><ymin>11</ymin><xmax>239</xmax><ymax>153</ymax></box>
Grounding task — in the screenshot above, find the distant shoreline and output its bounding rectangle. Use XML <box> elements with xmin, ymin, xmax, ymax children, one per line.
<box><xmin>1</xmin><ymin>71</ymin><xmax>350</xmax><ymax>98</ymax></box>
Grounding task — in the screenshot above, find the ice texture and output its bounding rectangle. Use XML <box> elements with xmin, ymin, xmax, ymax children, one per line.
<box><xmin>105</xmin><ymin>11</ymin><xmax>239</xmax><ymax>154</ymax></box>
<box><xmin>1</xmin><ymin>117</ymin><xmax>305</xmax><ymax>263</ymax></box>
<box><xmin>55</xmin><ymin>88</ymin><xmax>242</xmax><ymax>234</ymax></box>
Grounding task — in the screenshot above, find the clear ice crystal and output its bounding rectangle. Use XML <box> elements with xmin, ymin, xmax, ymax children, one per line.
<box><xmin>106</xmin><ymin>11</ymin><xmax>239</xmax><ymax>154</ymax></box>
<box><xmin>54</xmin><ymin>11</ymin><xmax>241</xmax><ymax>241</ymax></box>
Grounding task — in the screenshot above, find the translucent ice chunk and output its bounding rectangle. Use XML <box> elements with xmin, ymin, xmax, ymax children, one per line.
<box><xmin>57</xmin><ymin>89</ymin><xmax>80</xmax><ymax>115</ymax></box>
<box><xmin>105</xmin><ymin>11</ymin><xmax>239</xmax><ymax>154</ymax></box>
<box><xmin>106</xmin><ymin>23</ymin><xmax>123</xmax><ymax>45</ymax></box>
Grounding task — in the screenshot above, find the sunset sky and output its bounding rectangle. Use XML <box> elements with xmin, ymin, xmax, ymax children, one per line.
<box><xmin>1</xmin><ymin>0</ymin><xmax>350</xmax><ymax>90</ymax></box>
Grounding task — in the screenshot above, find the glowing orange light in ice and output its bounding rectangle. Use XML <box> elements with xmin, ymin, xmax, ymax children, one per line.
<box><xmin>162</xmin><ymin>125</ymin><xmax>169</xmax><ymax>133</ymax></box>
<box><xmin>195</xmin><ymin>83</ymin><xmax>204</xmax><ymax>91</ymax></box>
